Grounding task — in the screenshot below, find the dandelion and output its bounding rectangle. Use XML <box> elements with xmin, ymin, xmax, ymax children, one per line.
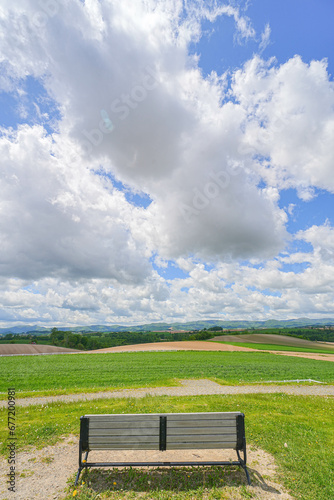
<box><xmin>82</xmin><ymin>459</ymin><xmax>87</xmax><ymax>463</ymax></box>
<box><xmin>73</xmin><ymin>490</ymin><xmax>77</xmax><ymax>497</ymax></box>
<box><xmin>113</xmin><ymin>481</ymin><xmax>117</xmax><ymax>485</ymax></box>
<box><xmin>82</xmin><ymin>481</ymin><xmax>85</xmax><ymax>485</ymax></box>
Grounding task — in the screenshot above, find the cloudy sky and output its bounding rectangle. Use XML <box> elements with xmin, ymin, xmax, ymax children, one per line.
<box><xmin>0</xmin><ymin>0</ymin><xmax>333</xmax><ymax>327</ymax></box>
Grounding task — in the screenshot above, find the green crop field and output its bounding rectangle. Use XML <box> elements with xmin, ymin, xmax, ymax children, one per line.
<box><xmin>0</xmin><ymin>393</ymin><xmax>333</xmax><ymax>500</ymax></box>
<box><xmin>2</xmin><ymin>351</ymin><xmax>334</xmax><ymax>399</ymax></box>
<box><xmin>214</xmin><ymin>341</ymin><xmax>334</xmax><ymax>353</ymax></box>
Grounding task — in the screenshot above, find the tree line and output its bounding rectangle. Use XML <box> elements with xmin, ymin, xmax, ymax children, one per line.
<box><xmin>49</xmin><ymin>328</ymin><xmax>217</xmax><ymax>350</ymax></box>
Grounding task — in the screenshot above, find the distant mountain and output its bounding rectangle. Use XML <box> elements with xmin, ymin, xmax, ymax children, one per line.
<box><xmin>1</xmin><ymin>318</ymin><xmax>334</xmax><ymax>335</ymax></box>
<box><xmin>0</xmin><ymin>325</ymin><xmax>49</xmax><ymax>335</ymax></box>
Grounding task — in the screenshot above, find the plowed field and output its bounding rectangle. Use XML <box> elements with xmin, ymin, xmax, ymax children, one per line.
<box><xmin>89</xmin><ymin>341</ymin><xmax>254</xmax><ymax>353</ymax></box>
<box><xmin>0</xmin><ymin>344</ymin><xmax>80</xmax><ymax>356</ymax></box>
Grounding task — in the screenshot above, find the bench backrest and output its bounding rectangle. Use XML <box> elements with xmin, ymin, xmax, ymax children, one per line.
<box><xmin>80</xmin><ymin>412</ymin><xmax>245</xmax><ymax>452</ymax></box>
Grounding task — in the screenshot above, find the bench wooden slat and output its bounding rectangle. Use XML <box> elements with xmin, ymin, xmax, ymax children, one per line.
<box><xmin>87</xmin><ymin>442</ymin><xmax>237</xmax><ymax>450</ymax></box>
<box><xmin>89</xmin><ymin>422</ymin><xmax>160</xmax><ymax>430</ymax></box>
<box><xmin>168</xmin><ymin>419</ymin><xmax>236</xmax><ymax>427</ymax></box>
<box><xmin>167</xmin><ymin>434</ymin><xmax>236</xmax><ymax>443</ymax></box>
<box><xmin>85</xmin><ymin>412</ymin><xmax>240</xmax><ymax>421</ymax></box>
<box><xmin>168</xmin><ymin>428</ymin><xmax>237</xmax><ymax>437</ymax></box>
<box><xmin>170</xmin><ymin>423</ymin><xmax>235</xmax><ymax>430</ymax></box>
<box><xmin>90</xmin><ymin>428</ymin><xmax>160</xmax><ymax>437</ymax></box>
<box><xmin>166</xmin><ymin>413</ymin><xmax>240</xmax><ymax>420</ymax></box>
<box><xmin>167</xmin><ymin>441</ymin><xmax>237</xmax><ymax>450</ymax></box>
<box><xmin>87</xmin><ymin>415</ymin><xmax>159</xmax><ymax>423</ymax></box>
<box><xmin>88</xmin><ymin>443</ymin><xmax>159</xmax><ymax>450</ymax></box>
<box><xmin>89</xmin><ymin>435</ymin><xmax>159</xmax><ymax>444</ymax></box>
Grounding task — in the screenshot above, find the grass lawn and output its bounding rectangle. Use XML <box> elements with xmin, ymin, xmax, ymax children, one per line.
<box><xmin>0</xmin><ymin>393</ymin><xmax>333</xmax><ymax>499</ymax></box>
<box><xmin>213</xmin><ymin>342</ymin><xmax>334</xmax><ymax>353</ymax></box>
<box><xmin>1</xmin><ymin>351</ymin><xmax>334</xmax><ymax>399</ymax></box>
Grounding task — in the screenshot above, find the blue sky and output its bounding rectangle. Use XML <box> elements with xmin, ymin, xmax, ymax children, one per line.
<box><xmin>0</xmin><ymin>0</ymin><xmax>333</xmax><ymax>327</ymax></box>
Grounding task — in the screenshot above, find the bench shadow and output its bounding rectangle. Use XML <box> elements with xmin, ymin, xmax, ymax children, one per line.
<box><xmin>247</xmin><ymin>467</ymin><xmax>282</xmax><ymax>494</ymax></box>
<box><xmin>79</xmin><ymin>465</ymin><xmax>274</xmax><ymax>494</ymax></box>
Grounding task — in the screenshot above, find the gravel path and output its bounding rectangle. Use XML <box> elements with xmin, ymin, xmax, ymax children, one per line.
<box><xmin>2</xmin><ymin>379</ymin><xmax>333</xmax><ymax>408</ymax></box>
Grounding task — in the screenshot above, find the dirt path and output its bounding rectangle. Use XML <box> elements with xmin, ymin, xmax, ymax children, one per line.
<box><xmin>0</xmin><ymin>435</ymin><xmax>294</xmax><ymax>500</ymax></box>
<box><xmin>1</xmin><ymin>379</ymin><xmax>333</xmax><ymax>409</ymax></box>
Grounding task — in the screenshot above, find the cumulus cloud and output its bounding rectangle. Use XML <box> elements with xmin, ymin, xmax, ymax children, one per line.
<box><xmin>0</xmin><ymin>125</ymin><xmax>151</xmax><ymax>282</ymax></box>
<box><xmin>0</xmin><ymin>0</ymin><xmax>293</xmax><ymax>266</ymax></box>
<box><xmin>234</xmin><ymin>56</ymin><xmax>334</xmax><ymax>193</ymax></box>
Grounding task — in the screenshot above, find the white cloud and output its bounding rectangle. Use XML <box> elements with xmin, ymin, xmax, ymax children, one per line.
<box><xmin>0</xmin><ymin>125</ymin><xmax>151</xmax><ymax>282</ymax></box>
<box><xmin>296</xmin><ymin>223</ymin><xmax>334</xmax><ymax>263</ymax></box>
<box><xmin>0</xmin><ymin>0</ymin><xmax>293</xmax><ymax>264</ymax></box>
<box><xmin>233</xmin><ymin>56</ymin><xmax>334</xmax><ymax>194</ymax></box>
<box><xmin>259</xmin><ymin>23</ymin><xmax>271</xmax><ymax>53</ymax></box>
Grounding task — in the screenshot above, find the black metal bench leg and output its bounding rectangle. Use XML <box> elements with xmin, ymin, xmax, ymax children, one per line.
<box><xmin>75</xmin><ymin>441</ymin><xmax>89</xmax><ymax>486</ymax></box>
<box><xmin>237</xmin><ymin>449</ymin><xmax>251</xmax><ymax>485</ymax></box>
<box><xmin>244</xmin><ymin>465</ymin><xmax>251</xmax><ymax>485</ymax></box>
<box><xmin>74</xmin><ymin>467</ymin><xmax>82</xmax><ymax>486</ymax></box>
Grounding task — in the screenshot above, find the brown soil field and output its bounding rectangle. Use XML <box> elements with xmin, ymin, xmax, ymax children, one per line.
<box><xmin>89</xmin><ymin>341</ymin><xmax>254</xmax><ymax>353</ymax></box>
<box><xmin>210</xmin><ymin>333</ymin><xmax>334</xmax><ymax>349</ymax></box>
<box><xmin>87</xmin><ymin>341</ymin><xmax>334</xmax><ymax>361</ymax></box>
<box><xmin>0</xmin><ymin>344</ymin><xmax>80</xmax><ymax>356</ymax></box>
<box><xmin>268</xmin><ymin>350</ymin><xmax>334</xmax><ymax>362</ymax></box>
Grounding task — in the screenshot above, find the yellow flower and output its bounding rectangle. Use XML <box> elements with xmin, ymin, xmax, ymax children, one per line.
<box><xmin>113</xmin><ymin>481</ymin><xmax>117</xmax><ymax>485</ymax></box>
<box><xmin>73</xmin><ymin>491</ymin><xmax>77</xmax><ymax>497</ymax></box>
<box><xmin>82</xmin><ymin>481</ymin><xmax>85</xmax><ymax>485</ymax></box>
<box><xmin>82</xmin><ymin>459</ymin><xmax>87</xmax><ymax>463</ymax></box>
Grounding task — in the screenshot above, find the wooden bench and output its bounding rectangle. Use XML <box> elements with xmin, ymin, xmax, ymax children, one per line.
<box><xmin>75</xmin><ymin>411</ymin><xmax>251</xmax><ymax>485</ymax></box>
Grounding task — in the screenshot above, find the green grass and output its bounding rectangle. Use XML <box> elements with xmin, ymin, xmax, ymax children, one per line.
<box><xmin>1</xmin><ymin>351</ymin><xmax>334</xmax><ymax>399</ymax></box>
<box><xmin>215</xmin><ymin>342</ymin><xmax>334</xmax><ymax>353</ymax></box>
<box><xmin>70</xmin><ymin>467</ymin><xmax>253</xmax><ymax>499</ymax></box>
<box><xmin>0</xmin><ymin>394</ymin><xmax>333</xmax><ymax>499</ymax></box>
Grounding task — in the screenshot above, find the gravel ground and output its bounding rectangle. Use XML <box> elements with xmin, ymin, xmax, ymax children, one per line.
<box><xmin>1</xmin><ymin>379</ymin><xmax>333</xmax><ymax>409</ymax></box>
<box><xmin>0</xmin><ymin>436</ymin><xmax>294</xmax><ymax>500</ymax></box>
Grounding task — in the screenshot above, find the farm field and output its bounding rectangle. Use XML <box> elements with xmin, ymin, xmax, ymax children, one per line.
<box><xmin>89</xmin><ymin>340</ymin><xmax>253</xmax><ymax>353</ymax></box>
<box><xmin>213</xmin><ymin>342</ymin><xmax>334</xmax><ymax>354</ymax></box>
<box><xmin>210</xmin><ymin>333</ymin><xmax>334</xmax><ymax>350</ymax></box>
<box><xmin>0</xmin><ymin>392</ymin><xmax>333</xmax><ymax>500</ymax></box>
<box><xmin>0</xmin><ymin>343</ymin><xmax>79</xmax><ymax>355</ymax></box>
<box><xmin>1</xmin><ymin>350</ymin><xmax>334</xmax><ymax>399</ymax></box>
